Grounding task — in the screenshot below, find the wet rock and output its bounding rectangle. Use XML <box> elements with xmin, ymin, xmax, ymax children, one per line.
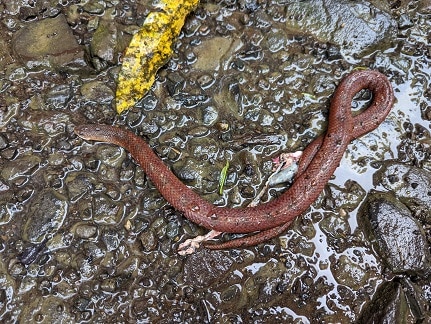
<box><xmin>1</xmin><ymin>154</ymin><xmax>41</xmax><ymax>184</ymax></box>
<box><xmin>19</xmin><ymin>111</ymin><xmax>71</xmax><ymax>136</ymax></box>
<box><xmin>101</xmin><ymin>229</ymin><xmax>122</xmax><ymax>252</ymax></box>
<box><xmin>172</xmin><ymin>93</ymin><xmax>208</xmax><ymax>107</ymax></box>
<box><xmin>165</xmin><ymin>221</ymin><xmax>180</xmax><ymax>239</ymax></box>
<box><xmin>196</xmin><ymin>74</ymin><xmax>215</xmax><ymax>89</ymax></box>
<box><xmin>23</xmin><ymin>189</ymin><xmax>68</xmax><ymax>243</ymax></box>
<box><xmin>419</xmin><ymin>0</ymin><xmax>431</xmax><ymax>13</ymax></box>
<box><xmin>12</xmin><ymin>15</ymin><xmax>86</xmax><ymax>70</ymax></box>
<box><xmin>139</xmin><ymin>94</ymin><xmax>158</xmax><ymax>111</ymax></box>
<box><xmin>331</xmin><ymin>255</ymin><xmax>372</xmax><ymax>290</ymax></box>
<box><xmin>401</xmin><ymin>280</ymin><xmax>431</xmax><ymax>322</ymax></box>
<box><xmin>17</xmin><ymin>239</ymin><xmax>48</xmax><ymax>265</ymax></box>
<box><xmin>172</xmin><ymin>157</ymin><xmax>218</xmax><ymax>193</ymax></box>
<box><xmin>188</xmin><ymin>126</ymin><xmax>210</xmax><ymax>137</ymax></box>
<box><xmin>358</xmin><ymin>280</ymin><xmax>431</xmax><ymax>323</ymax></box>
<box><xmin>248</xmin><ymin>259</ymin><xmax>309</xmax><ymax>306</ymax></box>
<box><xmin>182</xmin><ymin>249</ymin><xmax>233</xmax><ymax>287</ymax></box>
<box><xmin>0</xmin><ymin>31</ymin><xmax>14</xmax><ymax>70</ymax></box>
<box><xmin>18</xmin><ymin>295</ymin><xmax>74</xmax><ymax>322</ymax></box>
<box><xmin>6</xmin><ymin>64</ymin><xmax>27</xmax><ymax>82</ymax></box>
<box><xmin>221</xmin><ymin>284</ymin><xmax>240</xmax><ymax>303</ymax></box>
<box><xmin>88</xmin><ymin>144</ymin><xmax>126</xmax><ymax>183</ymax></box>
<box><xmin>246</xmin><ymin>107</ymin><xmax>275</xmax><ymax>126</ymax></box>
<box><xmin>72</xmin><ymin>254</ymin><xmax>99</xmax><ymax>280</ymax></box>
<box><xmin>166</xmin><ymin>72</ymin><xmax>185</xmax><ymax>96</ymax></box>
<box><xmin>90</xmin><ymin>10</ymin><xmax>129</xmax><ymax>67</ymax></box>
<box><xmin>100</xmin><ymin>278</ymin><xmax>117</xmax><ymax>293</ymax></box>
<box><xmin>358</xmin><ymin>281</ymin><xmax>408</xmax><ymax>323</ymax></box>
<box><xmin>92</xmin><ymin>194</ymin><xmax>125</xmax><ymax>225</ymax></box>
<box><xmin>325</xmin><ymin>181</ymin><xmax>367</xmax><ymax>211</ymax></box>
<box><xmin>115</xmin><ymin>256</ymin><xmax>140</xmax><ymax>279</ymax></box>
<box><xmin>285</xmin><ymin>0</ymin><xmax>397</xmax><ymax>58</ymax></box>
<box><xmin>201</xmin><ymin>106</ymin><xmax>219</xmax><ymax>126</ymax></box>
<box><xmin>83</xmin><ymin>0</ymin><xmax>106</xmax><ymax>14</ymax></box>
<box><xmin>74</xmin><ymin>223</ymin><xmax>98</xmax><ymax>239</ymax></box>
<box><xmin>373</xmin><ymin>162</ymin><xmax>431</xmax><ymax>220</ymax></box>
<box><xmin>193</xmin><ymin>37</ymin><xmax>235</xmax><ymax>71</ymax></box>
<box><xmin>0</xmin><ymin>201</ymin><xmax>13</xmax><ymax>225</ymax></box>
<box><xmin>0</xmin><ymin>180</ymin><xmax>10</xmax><ymax>193</ymax></box>
<box><xmin>398</xmin><ymin>14</ymin><xmax>414</xmax><ymax>30</ymax></box>
<box><xmin>45</xmin><ymin>84</ymin><xmax>74</xmax><ymax>109</ymax></box>
<box><xmin>96</xmin><ymin>144</ymin><xmax>126</xmax><ymax>168</ymax></box>
<box><xmin>65</xmin><ymin>172</ymin><xmax>97</xmax><ymax>202</ymax></box>
<box><xmin>325</xmin><ymin>44</ymin><xmax>343</xmax><ymax>60</ymax></box>
<box><xmin>284</xmin><ymin>234</ymin><xmax>316</xmax><ymax>257</ymax></box>
<box><xmin>84</xmin><ymin>242</ymin><xmax>106</xmax><ymax>261</ymax></box>
<box><xmin>319</xmin><ymin>212</ymin><xmax>351</xmax><ymax>251</ymax></box>
<box><xmin>268</xmin><ymin>164</ymin><xmax>297</xmax><ymax>186</ymax></box>
<box><xmin>80</xmin><ymin>81</ymin><xmax>114</xmax><ymax>104</ymax></box>
<box><xmin>214</xmin><ymin>80</ymin><xmax>242</xmax><ymax>119</ymax></box>
<box><xmin>47</xmin><ymin>232</ymin><xmax>73</xmax><ymax>252</ymax></box>
<box><xmin>139</xmin><ymin>230</ymin><xmax>158</xmax><ymax>252</ymax></box>
<box><xmin>264</xmin><ymin>28</ymin><xmax>288</xmax><ymax>53</ymax></box>
<box><xmin>8</xmin><ymin>259</ymin><xmax>27</xmax><ymax>277</ymax></box>
<box><xmin>359</xmin><ymin>192</ymin><xmax>431</xmax><ymax>276</ymax></box>
<box><xmin>0</xmin><ymin>100</ymin><xmax>19</xmax><ymax>130</ymax></box>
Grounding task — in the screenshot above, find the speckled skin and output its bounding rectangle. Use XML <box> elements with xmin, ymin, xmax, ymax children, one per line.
<box><xmin>75</xmin><ymin>70</ymin><xmax>394</xmax><ymax>249</ymax></box>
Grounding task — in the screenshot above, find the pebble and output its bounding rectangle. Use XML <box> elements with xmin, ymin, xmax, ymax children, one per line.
<box><xmin>75</xmin><ymin>224</ymin><xmax>98</xmax><ymax>239</ymax></box>
<box><xmin>95</xmin><ymin>144</ymin><xmax>126</xmax><ymax>168</ymax></box>
<box><xmin>193</xmin><ymin>37</ymin><xmax>234</xmax><ymax>70</ymax></box>
<box><xmin>22</xmin><ymin>189</ymin><xmax>68</xmax><ymax>243</ymax></box>
<box><xmin>330</xmin><ymin>255</ymin><xmax>371</xmax><ymax>290</ymax></box>
<box><xmin>92</xmin><ymin>194</ymin><xmax>125</xmax><ymax>225</ymax></box>
<box><xmin>1</xmin><ymin>155</ymin><xmax>41</xmax><ymax>182</ymax></box>
<box><xmin>182</xmin><ymin>250</ymin><xmax>233</xmax><ymax>287</ymax></box>
<box><xmin>360</xmin><ymin>191</ymin><xmax>431</xmax><ymax>276</ymax></box>
<box><xmin>140</xmin><ymin>230</ymin><xmax>157</xmax><ymax>252</ymax></box>
<box><xmin>0</xmin><ymin>133</ymin><xmax>9</xmax><ymax>150</ymax></box>
<box><xmin>45</xmin><ymin>84</ymin><xmax>73</xmax><ymax>109</ymax></box>
<box><xmin>18</xmin><ymin>296</ymin><xmax>74</xmax><ymax>323</ymax></box>
<box><xmin>90</xmin><ymin>14</ymin><xmax>125</xmax><ymax>66</ymax></box>
<box><xmin>284</xmin><ymin>0</ymin><xmax>397</xmax><ymax>57</ymax></box>
<box><xmin>80</xmin><ymin>81</ymin><xmax>114</xmax><ymax>104</ymax></box>
<box><xmin>11</xmin><ymin>14</ymin><xmax>86</xmax><ymax>69</ymax></box>
<box><xmin>374</xmin><ymin>162</ymin><xmax>431</xmax><ymax>218</ymax></box>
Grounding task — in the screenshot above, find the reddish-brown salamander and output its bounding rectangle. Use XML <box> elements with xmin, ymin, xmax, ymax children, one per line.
<box><xmin>75</xmin><ymin>70</ymin><xmax>394</xmax><ymax>249</ymax></box>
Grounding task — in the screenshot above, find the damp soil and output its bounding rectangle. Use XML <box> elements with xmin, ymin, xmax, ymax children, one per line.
<box><xmin>0</xmin><ymin>1</ymin><xmax>431</xmax><ymax>323</ymax></box>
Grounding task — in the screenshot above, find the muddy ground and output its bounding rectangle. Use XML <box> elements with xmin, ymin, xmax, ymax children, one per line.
<box><xmin>0</xmin><ymin>0</ymin><xmax>430</xmax><ymax>323</ymax></box>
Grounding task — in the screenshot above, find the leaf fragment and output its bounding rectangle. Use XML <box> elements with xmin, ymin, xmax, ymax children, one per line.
<box><xmin>219</xmin><ymin>160</ymin><xmax>229</xmax><ymax>195</ymax></box>
<box><xmin>115</xmin><ymin>0</ymin><xmax>200</xmax><ymax>114</ymax></box>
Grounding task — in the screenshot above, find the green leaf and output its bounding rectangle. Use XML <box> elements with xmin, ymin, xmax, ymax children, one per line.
<box><xmin>219</xmin><ymin>160</ymin><xmax>229</xmax><ymax>195</ymax></box>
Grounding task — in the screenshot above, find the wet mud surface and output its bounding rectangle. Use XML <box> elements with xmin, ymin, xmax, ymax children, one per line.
<box><xmin>0</xmin><ymin>0</ymin><xmax>431</xmax><ymax>322</ymax></box>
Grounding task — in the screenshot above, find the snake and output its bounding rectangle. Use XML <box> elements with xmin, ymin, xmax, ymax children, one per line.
<box><xmin>75</xmin><ymin>70</ymin><xmax>394</xmax><ymax>249</ymax></box>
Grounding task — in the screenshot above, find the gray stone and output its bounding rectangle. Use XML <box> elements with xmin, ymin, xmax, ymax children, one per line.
<box><xmin>23</xmin><ymin>189</ymin><xmax>68</xmax><ymax>243</ymax></box>
<box><xmin>12</xmin><ymin>15</ymin><xmax>86</xmax><ymax>70</ymax></box>
<box><xmin>359</xmin><ymin>192</ymin><xmax>431</xmax><ymax>277</ymax></box>
<box><xmin>1</xmin><ymin>155</ymin><xmax>41</xmax><ymax>183</ymax></box>
<box><xmin>80</xmin><ymin>81</ymin><xmax>114</xmax><ymax>104</ymax></box>
<box><xmin>75</xmin><ymin>224</ymin><xmax>98</xmax><ymax>239</ymax></box>
<box><xmin>92</xmin><ymin>194</ymin><xmax>125</xmax><ymax>225</ymax></box>
<box><xmin>285</xmin><ymin>0</ymin><xmax>397</xmax><ymax>58</ymax></box>
<box><xmin>374</xmin><ymin>162</ymin><xmax>431</xmax><ymax>219</ymax></box>
<box><xmin>182</xmin><ymin>249</ymin><xmax>233</xmax><ymax>287</ymax></box>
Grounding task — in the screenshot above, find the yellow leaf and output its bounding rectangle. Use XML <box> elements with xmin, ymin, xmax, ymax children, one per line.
<box><xmin>115</xmin><ymin>0</ymin><xmax>200</xmax><ymax>114</ymax></box>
